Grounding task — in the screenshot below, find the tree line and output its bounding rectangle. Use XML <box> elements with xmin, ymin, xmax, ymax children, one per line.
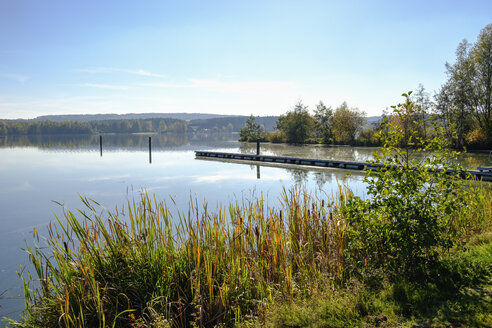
<box><xmin>241</xmin><ymin>24</ymin><xmax>492</xmax><ymax>149</ymax></box>
<box><xmin>0</xmin><ymin>118</ymin><xmax>187</xmax><ymax>136</ymax></box>
<box><xmin>0</xmin><ymin>116</ymin><xmax>275</xmax><ymax>136</ymax></box>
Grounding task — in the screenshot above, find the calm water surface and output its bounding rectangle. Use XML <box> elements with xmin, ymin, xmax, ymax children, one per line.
<box><xmin>0</xmin><ymin>134</ymin><xmax>489</xmax><ymax>324</ymax></box>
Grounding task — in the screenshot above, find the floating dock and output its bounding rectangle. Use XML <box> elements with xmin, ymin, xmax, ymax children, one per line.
<box><xmin>195</xmin><ymin>150</ymin><xmax>492</xmax><ymax>182</ymax></box>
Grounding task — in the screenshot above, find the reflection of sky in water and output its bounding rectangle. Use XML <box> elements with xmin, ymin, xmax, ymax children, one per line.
<box><xmin>0</xmin><ymin>135</ymin><xmax>488</xmax><ymax>323</ymax></box>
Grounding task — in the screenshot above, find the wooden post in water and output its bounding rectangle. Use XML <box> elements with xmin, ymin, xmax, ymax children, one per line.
<box><xmin>256</xmin><ymin>140</ymin><xmax>260</xmax><ymax>155</ymax></box>
<box><xmin>256</xmin><ymin>165</ymin><xmax>260</xmax><ymax>179</ymax></box>
<box><xmin>99</xmin><ymin>135</ymin><xmax>102</xmax><ymax>157</ymax></box>
<box><xmin>149</xmin><ymin>136</ymin><xmax>152</xmax><ymax>164</ymax></box>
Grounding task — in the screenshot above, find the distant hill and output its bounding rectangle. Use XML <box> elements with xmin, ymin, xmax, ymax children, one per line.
<box><xmin>11</xmin><ymin>113</ymin><xmax>381</xmax><ymax>133</ymax></box>
<box><xmin>33</xmin><ymin>113</ymin><xmax>236</xmax><ymax>122</ymax></box>
<box><xmin>29</xmin><ymin>113</ymin><xmax>280</xmax><ymax>132</ymax></box>
<box><xmin>366</xmin><ymin>116</ymin><xmax>382</xmax><ymax>127</ymax></box>
<box><xmin>1</xmin><ymin>113</ymin><xmax>384</xmax><ymax>136</ymax></box>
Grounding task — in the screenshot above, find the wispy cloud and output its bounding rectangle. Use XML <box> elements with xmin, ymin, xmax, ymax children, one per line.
<box><xmin>74</xmin><ymin>67</ymin><xmax>113</xmax><ymax>74</ymax></box>
<box><xmin>0</xmin><ymin>73</ymin><xmax>29</xmax><ymax>83</ymax></box>
<box><xmin>77</xmin><ymin>83</ymin><xmax>131</xmax><ymax>90</ymax></box>
<box><xmin>140</xmin><ymin>82</ymin><xmax>189</xmax><ymax>88</ymax></box>
<box><xmin>0</xmin><ymin>95</ymin><xmax>180</xmax><ymax>119</ymax></box>
<box><xmin>191</xmin><ymin>171</ymin><xmax>287</xmax><ymax>183</ymax></box>
<box><xmin>0</xmin><ymin>96</ymin><xmax>108</xmax><ymax>119</ymax></box>
<box><xmin>87</xmin><ymin>174</ymin><xmax>130</xmax><ymax>182</ymax></box>
<box><xmin>141</xmin><ymin>78</ymin><xmax>296</xmax><ymax>94</ymax></box>
<box><xmin>74</xmin><ymin>67</ymin><xmax>166</xmax><ymax>78</ymax></box>
<box><xmin>132</xmin><ymin>69</ymin><xmax>165</xmax><ymax>77</ymax></box>
<box><xmin>0</xmin><ymin>76</ymin><xmax>300</xmax><ymax>119</ymax></box>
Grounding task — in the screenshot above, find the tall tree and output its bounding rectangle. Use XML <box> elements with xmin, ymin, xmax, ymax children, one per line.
<box><xmin>239</xmin><ymin>115</ymin><xmax>264</xmax><ymax>141</ymax></box>
<box><xmin>331</xmin><ymin>102</ymin><xmax>365</xmax><ymax>144</ymax></box>
<box><xmin>0</xmin><ymin>120</ymin><xmax>7</xmax><ymax>135</ymax></box>
<box><xmin>158</xmin><ymin>120</ymin><xmax>168</xmax><ymax>133</ymax></box>
<box><xmin>436</xmin><ymin>40</ymin><xmax>475</xmax><ymax>147</ymax></box>
<box><xmin>470</xmin><ymin>24</ymin><xmax>492</xmax><ymax>145</ymax></box>
<box><xmin>411</xmin><ymin>84</ymin><xmax>433</xmax><ymax>139</ymax></box>
<box><xmin>313</xmin><ymin>101</ymin><xmax>333</xmax><ymax>143</ymax></box>
<box><xmin>436</xmin><ymin>24</ymin><xmax>492</xmax><ymax>147</ymax></box>
<box><xmin>276</xmin><ymin>101</ymin><xmax>314</xmax><ymax>143</ymax></box>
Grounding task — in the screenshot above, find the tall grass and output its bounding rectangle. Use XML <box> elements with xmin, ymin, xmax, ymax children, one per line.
<box><xmin>8</xmin><ymin>182</ymin><xmax>491</xmax><ymax>327</ymax></box>
<box><xmin>9</xmin><ymin>187</ymin><xmax>351</xmax><ymax>327</ymax></box>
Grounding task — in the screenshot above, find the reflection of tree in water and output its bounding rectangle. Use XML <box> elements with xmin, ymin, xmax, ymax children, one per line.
<box><xmin>189</xmin><ymin>131</ymin><xmax>234</xmax><ymax>142</ymax></box>
<box><xmin>322</xmin><ymin>146</ymin><xmax>358</xmax><ymax>161</ymax></box>
<box><xmin>239</xmin><ymin>142</ymin><xmax>258</xmax><ymax>154</ymax></box>
<box><xmin>0</xmin><ymin>133</ymin><xmax>191</xmax><ymax>150</ymax></box>
<box><xmin>0</xmin><ymin>132</ymin><xmax>241</xmax><ymax>152</ymax></box>
<box><xmin>103</xmin><ymin>133</ymin><xmax>189</xmax><ymax>148</ymax></box>
<box><xmin>0</xmin><ymin>134</ymin><xmax>95</xmax><ymax>149</ymax></box>
<box><xmin>288</xmin><ymin>168</ymin><xmax>309</xmax><ymax>185</ymax></box>
<box><xmin>247</xmin><ymin>143</ymin><xmax>376</xmax><ymax>162</ymax></box>
<box><xmin>313</xmin><ymin>171</ymin><xmax>330</xmax><ymax>189</ymax></box>
<box><xmin>456</xmin><ymin>152</ymin><xmax>490</xmax><ymax>169</ymax></box>
<box><xmin>377</xmin><ymin>149</ymin><xmax>490</xmax><ymax>170</ymax></box>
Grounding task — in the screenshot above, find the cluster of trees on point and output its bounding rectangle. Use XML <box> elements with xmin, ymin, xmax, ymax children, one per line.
<box><xmin>0</xmin><ymin>118</ymin><xmax>187</xmax><ymax>136</ymax></box>
<box><xmin>241</xmin><ymin>24</ymin><xmax>492</xmax><ymax>149</ymax></box>
<box><xmin>240</xmin><ymin>101</ymin><xmax>370</xmax><ymax>145</ymax></box>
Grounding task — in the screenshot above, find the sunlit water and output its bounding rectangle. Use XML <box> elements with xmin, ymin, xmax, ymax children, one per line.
<box><xmin>0</xmin><ymin>133</ymin><xmax>489</xmax><ymax>324</ymax></box>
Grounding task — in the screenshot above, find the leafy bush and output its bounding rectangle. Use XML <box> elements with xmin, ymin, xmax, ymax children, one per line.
<box><xmin>344</xmin><ymin>92</ymin><xmax>471</xmax><ymax>280</ymax></box>
<box><xmin>356</xmin><ymin>128</ymin><xmax>380</xmax><ymax>146</ymax></box>
<box><xmin>266</xmin><ymin>130</ymin><xmax>286</xmax><ymax>143</ymax></box>
<box><xmin>465</xmin><ymin>128</ymin><xmax>488</xmax><ymax>149</ymax></box>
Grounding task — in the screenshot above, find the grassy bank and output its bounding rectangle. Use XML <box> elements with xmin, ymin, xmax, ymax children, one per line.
<box><xmin>262</xmin><ymin>230</ymin><xmax>492</xmax><ymax>328</ymax></box>
<box><xmin>5</xmin><ymin>182</ymin><xmax>491</xmax><ymax>328</ymax></box>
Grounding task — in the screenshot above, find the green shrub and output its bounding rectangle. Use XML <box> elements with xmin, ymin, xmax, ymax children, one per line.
<box><xmin>266</xmin><ymin>130</ymin><xmax>286</xmax><ymax>143</ymax></box>
<box><xmin>344</xmin><ymin>92</ymin><xmax>472</xmax><ymax>280</ymax></box>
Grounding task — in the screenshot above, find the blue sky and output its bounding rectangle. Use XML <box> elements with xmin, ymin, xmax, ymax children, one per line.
<box><xmin>0</xmin><ymin>0</ymin><xmax>490</xmax><ymax>119</ymax></box>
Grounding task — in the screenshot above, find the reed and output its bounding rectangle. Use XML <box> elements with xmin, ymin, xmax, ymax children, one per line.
<box><xmin>10</xmin><ymin>186</ymin><xmax>350</xmax><ymax>327</ymax></box>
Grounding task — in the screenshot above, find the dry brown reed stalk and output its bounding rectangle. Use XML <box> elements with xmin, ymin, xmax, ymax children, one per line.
<box><xmin>12</xmin><ymin>186</ymin><xmax>352</xmax><ymax>327</ymax></box>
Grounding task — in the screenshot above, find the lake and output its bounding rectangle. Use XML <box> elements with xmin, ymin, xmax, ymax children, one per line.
<box><xmin>0</xmin><ymin>133</ymin><xmax>489</xmax><ymax>324</ymax></box>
